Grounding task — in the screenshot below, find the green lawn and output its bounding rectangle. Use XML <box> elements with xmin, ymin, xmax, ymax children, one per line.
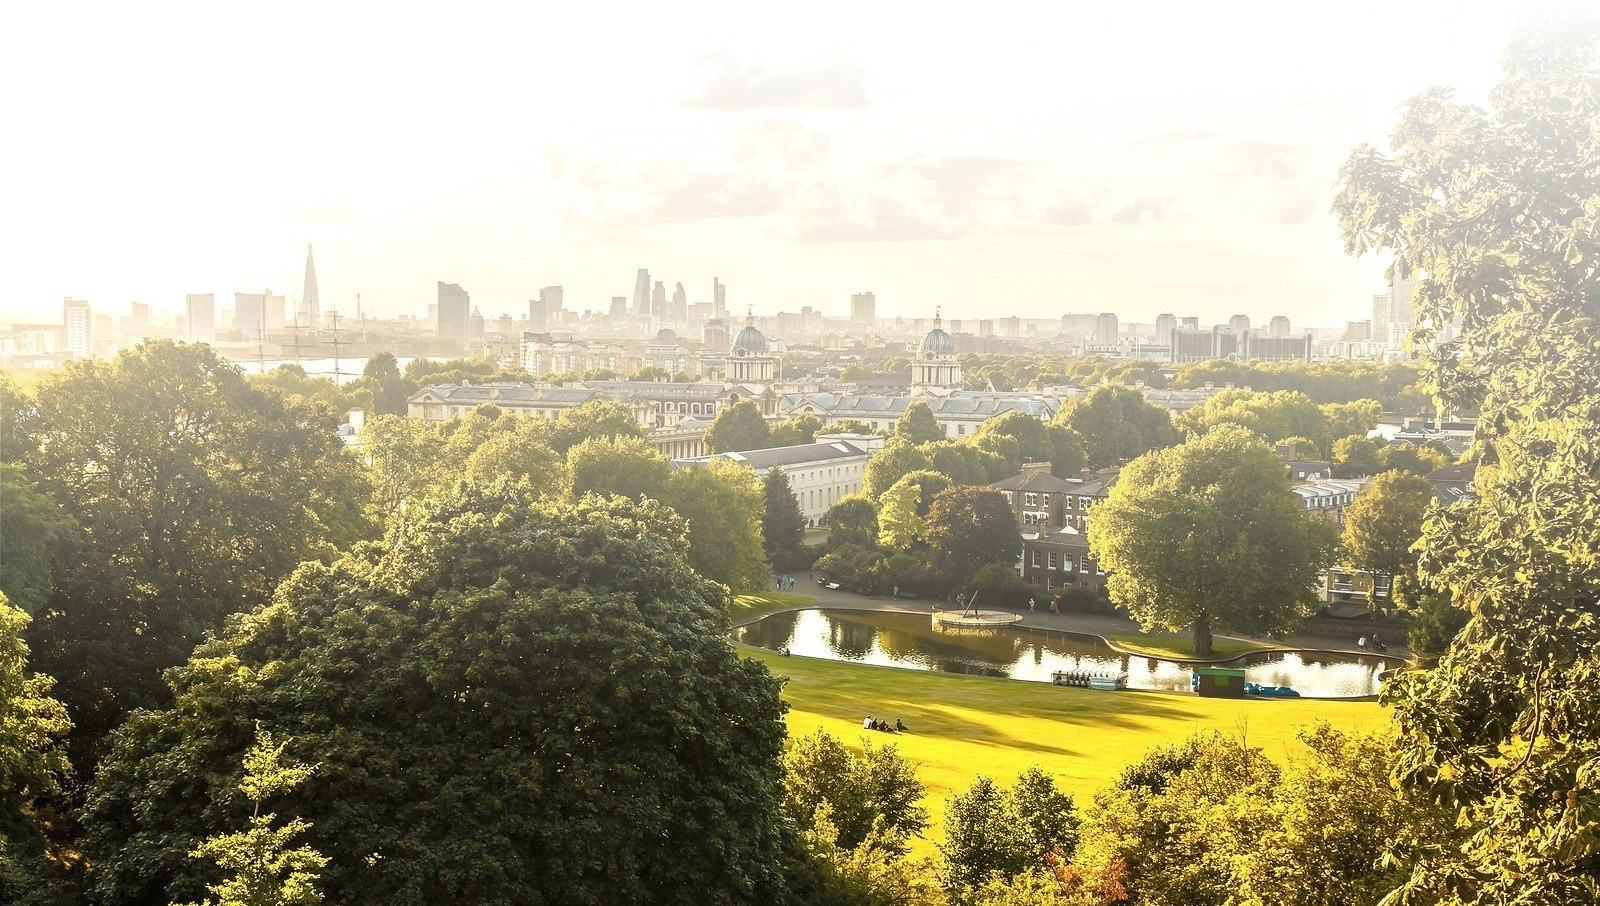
<box><xmin>744</xmin><ymin>647</ymin><xmax>1387</xmax><ymax>856</ymax></box>
<box><xmin>729</xmin><ymin>591</ymin><xmax>815</xmax><ymax>623</ymax></box>
<box><xmin>1108</xmin><ymin>632</ymin><xmax>1271</xmax><ymax>661</ymax></box>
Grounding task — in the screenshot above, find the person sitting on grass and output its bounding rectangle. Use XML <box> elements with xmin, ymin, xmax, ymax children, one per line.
<box><xmin>863</xmin><ymin>714</ymin><xmax>873</xmax><ymax>730</ymax></box>
<box><xmin>895</xmin><ymin>718</ymin><xmax>908</xmax><ymax>732</ymax></box>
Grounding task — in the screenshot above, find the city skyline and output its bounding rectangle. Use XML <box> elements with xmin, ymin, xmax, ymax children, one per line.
<box><xmin>0</xmin><ymin>2</ymin><xmax>1538</xmax><ymax>324</ymax></box>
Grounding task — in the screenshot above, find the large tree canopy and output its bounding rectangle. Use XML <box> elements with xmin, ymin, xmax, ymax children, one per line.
<box><xmin>0</xmin><ymin>593</ymin><xmax>71</xmax><ymax>900</ymax></box>
<box><xmin>1339</xmin><ymin>470</ymin><xmax>1433</xmax><ymax>606</ymax></box>
<box><xmin>0</xmin><ymin>464</ymin><xmax>75</xmax><ymax>616</ymax></box>
<box><xmin>1334</xmin><ymin>20</ymin><xmax>1600</xmax><ymax>900</ymax></box>
<box><xmin>1053</xmin><ymin>385</ymin><xmax>1179</xmax><ymax>470</ymax></box>
<box><xmin>704</xmin><ymin>399</ymin><xmax>771</xmax><ymax>454</ymax></box>
<box><xmin>1089</xmin><ymin>426</ymin><xmax>1338</xmax><ymax>655</ymax></box>
<box><xmin>13</xmin><ymin>341</ymin><xmax>374</xmax><ymax>764</ymax></box>
<box><xmin>83</xmin><ymin>489</ymin><xmax>792</xmax><ymax>905</ymax></box>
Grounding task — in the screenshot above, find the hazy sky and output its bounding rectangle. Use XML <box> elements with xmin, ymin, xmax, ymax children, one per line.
<box><xmin>0</xmin><ymin>2</ymin><xmax>1544</xmax><ymax>326</ymax></box>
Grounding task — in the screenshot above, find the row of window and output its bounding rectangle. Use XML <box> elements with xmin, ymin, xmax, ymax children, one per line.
<box><xmin>1001</xmin><ymin>490</ymin><xmax>1096</xmax><ymax>509</ymax></box>
<box><xmin>1029</xmin><ymin>549</ymin><xmax>1103</xmax><ymax>574</ymax></box>
<box><xmin>1303</xmin><ymin>493</ymin><xmax>1354</xmax><ymax>509</ymax></box>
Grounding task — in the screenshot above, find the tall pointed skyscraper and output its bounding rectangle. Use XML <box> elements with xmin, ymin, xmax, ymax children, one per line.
<box><xmin>298</xmin><ymin>244</ymin><xmax>321</xmax><ymax>328</ymax></box>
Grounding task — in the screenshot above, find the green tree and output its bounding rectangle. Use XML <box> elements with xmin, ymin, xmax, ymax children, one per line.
<box><xmin>826</xmin><ymin>496</ymin><xmax>880</xmax><ymax>550</ymax></box>
<box><xmin>940</xmin><ymin>776</ymin><xmax>1028</xmax><ymax>893</ymax></box>
<box><xmin>356</xmin><ymin>351</ymin><xmax>417</xmax><ymax>417</ymax></box>
<box><xmin>1339</xmin><ymin>471</ymin><xmax>1433</xmax><ymax>607</ymax></box>
<box><xmin>0</xmin><ymin>463</ymin><xmax>76</xmax><ymax>615</ymax></box>
<box><xmin>665</xmin><ymin>459</ymin><xmax>771</xmax><ymax>592</ymax></box>
<box><xmin>862</xmin><ymin>441</ymin><xmax>936</xmax><ymax>499</ymax></box>
<box><xmin>1374</xmin><ymin>442</ymin><xmax>1448</xmax><ymax>476</ymax></box>
<box><xmin>181</xmin><ymin>728</ymin><xmax>327</xmax><ymax>906</ymax></box>
<box><xmin>1089</xmin><ymin>426</ymin><xmax>1338</xmax><ymax>655</ymax></box>
<box><xmin>16</xmin><ymin>341</ymin><xmax>374</xmax><ymax>766</ymax></box>
<box><xmin>877</xmin><ymin>478</ymin><xmax>923</xmax><ymax>552</ymax></box>
<box><xmin>547</xmin><ymin>399</ymin><xmax>647</xmax><ymax>455</ymax></box>
<box><xmin>877</xmin><ymin>471</ymin><xmax>952</xmax><ymax>551</ymax></box>
<box><xmin>1009</xmin><ymin>767</ymin><xmax>1078</xmax><ymax>868</ymax></box>
<box><xmin>781</xmin><ymin>730</ymin><xmax>927</xmax><ymax>856</ymax></box>
<box><xmin>1178</xmin><ymin>389</ymin><xmax>1333</xmax><ymax>450</ymax></box>
<box><xmin>0</xmin><ymin>593</ymin><xmax>71</xmax><ymax>901</ymax></box>
<box><xmin>922</xmin><ymin>487</ymin><xmax>1021</xmax><ymax>586</ymax></box>
<box><xmin>705</xmin><ymin>399</ymin><xmax>772</xmax><ymax>453</ymax></box>
<box><xmin>361</xmin><ymin>414</ymin><xmax>451</xmax><ymax>514</ymax></box>
<box><xmin>1068</xmin><ymin>731</ymin><xmax>1277</xmax><ymax>906</ymax></box>
<box><xmin>1330</xmin><ymin>433</ymin><xmax>1383</xmax><ymax>478</ymax></box>
<box><xmin>817</xmin><ymin>420</ymin><xmax>874</xmax><ymax>436</ymax></box>
<box><xmin>770</xmin><ymin>414</ymin><xmax>823</xmax><ymax>447</ymax></box>
<box><xmin>970</xmin><ymin>411</ymin><xmax>1085</xmax><ymax>478</ymax></box>
<box><xmin>760</xmin><ymin>469</ymin><xmax>807</xmax><ymax>571</ymax></box>
<box><xmin>567</xmin><ymin>435</ymin><xmax>671</xmax><ymax>501</ymax></box>
<box><xmin>461</xmin><ymin>420</ymin><xmax>569</xmax><ymax>501</ymax></box>
<box><xmin>1054</xmin><ymin>385</ymin><xmax>1179</xmax><ymax>470</ymax></box>
<box><xmin>892</xmin><ymin>402</ymin><xmax>945</xmax><ymax>446</ymax></box>
<box><xmin>1333</xmin><ymin>22</ymin><xmax>1600</xmax><ymax>898</ymax></box>
<box><xmin>83</xmin><ymin>491</ymin><xmax>793</xmax><ymax>904</ymax></box>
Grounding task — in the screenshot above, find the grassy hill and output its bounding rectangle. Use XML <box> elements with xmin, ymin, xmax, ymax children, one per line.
<box><xmin>742</xmin><ymin>647</ymin><xmax>1388</xmax><ymax>854</ymax></box>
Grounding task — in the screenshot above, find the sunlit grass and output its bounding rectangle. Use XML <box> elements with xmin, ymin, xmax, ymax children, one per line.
<box><xmin>744</xmin><ymin>647</ymin><xmax>1387</xmax><ymax>858</ymax></box>
<box><xmin>1108</xmin><ymin>632</ymin><xmax>1271</xmax><ymax>661</ymax></box>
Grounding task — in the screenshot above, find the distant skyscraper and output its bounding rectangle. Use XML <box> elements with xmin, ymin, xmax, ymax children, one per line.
<box><xmin>232</xmin><ymin>291</ymin><xmax>282</xmax><ymax>340</ymax></box>
<box><xmin>1228</xmin><ymin>314</ymin><xmax>1251</xmax><ymax>334</ymax></box>
<box><xmin>437</xmin><ymin>281</ymin><xmax>471</xmax><ymax>353</ymax></box>
<box><xmin>1154</xmin><ymin>313</ymin><xmax>1177</xmax><ymax>343</ymax></box>
<box><xmin>540</xmin><ymin>285</ymin><xmax>564</xmax><ymax>314</ymax></box>
<box><xmin>185</xmin><ymin>293</ymin><xmax>215</xmax><ymax>343</ymax></box>
<box><xmin>1093</xmin><ymin>312</ymin><xmax>1119</xmax><ymax>346</ymax></box>
<box><xmin>713</xmin><ymin>278</ymin><xmax>727</xmax><ymax>319</ymax></box>
<box><xmin>851</xmin><ymin>292</ymin><xmax>876</xmax><ymax>325</ymax></box>
<box><xmin>610</xmin><ymin>296</ymin><xmax>628</xmax><ymax>318</ymax></box>
<box><xmin>528</xmin><ymin>298</ymin><xmax>547</xmax><ymax>331</ymax></box>
<box><xmin>632</xmin><ymin>269</ymin><xmax>651</xmax><ymax>316</ymax></box>
<box><xmin>1268</xmin><ymin>315</ymin><xmax>1292</xmax><ymax>338</ymax></box>
<box><xmin>1382</xmin><ymin>269</ymin><xmax>1419</xmax><ymax>348</ymax></box>
<box><xmin>62</xmin><ymin>298</ymin><xmax>92</xmax><ymax>359</ymax></box>
<box><xmin>1179</xmin><ymin>316</ymin><xmax>1200</xmax><ymax>330</ymax></box>
<box><xmin>670</xmin><ymin>282</ymin><xmax>687</xmax><ymax>322</ymax></box>
<box><xmin>651</xmin><ymin>281</ymin><xmax>667</xmax><ymax>318</ymax></box>
<box><xmin>298</xmin><ymin>244</ymin><xmax>321</xmax><ymax>328</ymax></box>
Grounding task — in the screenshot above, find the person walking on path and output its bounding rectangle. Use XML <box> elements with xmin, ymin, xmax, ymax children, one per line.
<box><xmin>1029</xmin><ymin>598</ymin><xmax>1036</xmax><ymax>613</ymax></box>
<box><xmin>1050</xmin><ymin>599</ymin><xmax>1060</xmax><ymax>615</ymax></box>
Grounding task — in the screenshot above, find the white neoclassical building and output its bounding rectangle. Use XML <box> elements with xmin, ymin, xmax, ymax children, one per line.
<box><xmin>911</xmin><ymin>314</ymin><xmax>963</xmax><ymax>394</ymax></box>
<box><xmin>673</xmin><ymin>440</ymin><xmax>871</xmax><ymax>527</ymax></box>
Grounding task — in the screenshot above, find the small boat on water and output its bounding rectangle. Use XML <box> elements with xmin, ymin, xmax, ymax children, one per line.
<box><xmin>1052</xmin><ymin>670</ymin><xmax>1129</xmax><ymax>690</ymax></box>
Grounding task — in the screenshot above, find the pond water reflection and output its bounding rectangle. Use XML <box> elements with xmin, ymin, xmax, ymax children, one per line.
<box><xmin>734</xmin><ymin>608</ymin><xmax>1399</xmax><ymax>698</ymax></box>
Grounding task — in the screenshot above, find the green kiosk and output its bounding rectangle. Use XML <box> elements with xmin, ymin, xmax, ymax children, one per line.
<box><xmin>1193</xmin><ymin>667</ymin><xmax>1248</xmax><ymax>698</ymax></box>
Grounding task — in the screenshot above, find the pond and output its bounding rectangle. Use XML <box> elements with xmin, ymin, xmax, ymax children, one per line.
<box><xmin>734</xmin><ymin>608</ymin><xmax>1401</xmax><ymax>698</ymax></box>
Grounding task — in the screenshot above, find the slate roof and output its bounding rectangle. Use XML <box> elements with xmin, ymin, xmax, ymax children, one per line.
<box><xmin>990</xmin><ymin>470</ymin><xmax>1079</xmax><ymax>493</ymax></box>
<box><xmin>674</xmin><ymin>441</ymin><xmax>868</xmax><ymax>470</ymax></box>
<box><xmin>779</xmin><ymin>392</ymin><xmax>1056</xmax><ymax>420</ymax></box>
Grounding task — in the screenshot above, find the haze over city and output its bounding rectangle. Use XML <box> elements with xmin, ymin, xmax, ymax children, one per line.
<box><xmin>0</xmin><ymin>1</ymin><xmax>1534</xmax><ymax>325</ymax></box>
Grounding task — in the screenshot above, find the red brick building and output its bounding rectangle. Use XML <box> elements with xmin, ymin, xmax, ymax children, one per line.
<box><xmin>989</xmin><ymin>462</ymin><xmax>1120</xmax><ymax>590</ymax></box>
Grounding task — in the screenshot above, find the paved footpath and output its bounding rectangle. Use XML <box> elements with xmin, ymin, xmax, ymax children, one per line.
<box><xmin>755</xmin><ymin>571</ymin><xmax>1411</xmax><ymax>662</ymax></box>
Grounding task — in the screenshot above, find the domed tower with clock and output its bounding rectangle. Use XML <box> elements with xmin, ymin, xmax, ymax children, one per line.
<box><xmin>912</xmin><ymin>308</ymin><xmax>963</xmax><ymax>394</ymax></box>
<box><xmin>728</xmin><ymin>308</ymin><xmax>776</xmax><ymax>385</ymax></box>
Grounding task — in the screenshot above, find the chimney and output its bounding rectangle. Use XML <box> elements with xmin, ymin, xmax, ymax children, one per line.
<box><xmin>1020</xmin><ymin>461</ymin><xmax>1053</xmax><ymax>474</ymax></box>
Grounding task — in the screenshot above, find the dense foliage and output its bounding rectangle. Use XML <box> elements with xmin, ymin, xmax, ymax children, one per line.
<box><xmin>1335</xmin><ymin>19</ymin><xmax>1600</xmax><ymax>900</ymax></box>
<box><xmin>84</xmin><ymin>490</ymin><xmax>792</xmax><ymax>905</ymax></box>
<box><xmin>1090</xmin><ymin>426</ymin><xmax>1339</xmax><ymax>655</ymax></box>
<box><xmin>10</xmin><ymin>342</ymin><xmax>374</xmax><ymax>765</ymax></box>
